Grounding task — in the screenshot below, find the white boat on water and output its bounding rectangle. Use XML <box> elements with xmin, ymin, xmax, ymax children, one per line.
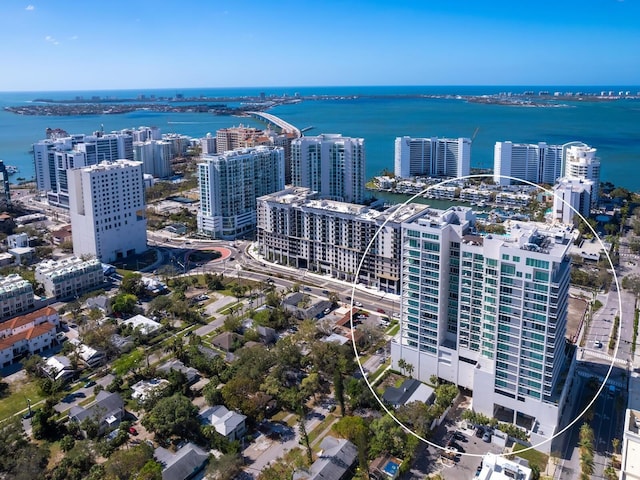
<box><xmin>5</xmin><ymin>165</ymin><xmax>18</xmax><ymax>175</ymax></box>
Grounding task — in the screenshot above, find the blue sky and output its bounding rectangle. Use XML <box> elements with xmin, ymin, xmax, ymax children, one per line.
<box><xmin>1</xmin><ymin>0</ymin><xmax>638</xmax><ymax>91</ymax></box>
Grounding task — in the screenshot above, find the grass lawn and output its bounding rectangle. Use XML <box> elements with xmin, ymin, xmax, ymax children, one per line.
<box><xmin>387</xmin><ymin>324</ymin><xmax>400</xmax><ymax>336</ymax></box>
<box><xmin>0</xmin><ymin>377</ymin><xmax>46</xmax><ymax>421</ymax></box>
<box><xmin>308</xmin><ymin>413</ymin><xmax>338</xmax><ymax>445</ymax></box>
<box><xmin>512</xmin><ymin>443</ymin><xmax>549</xmax><ymax>470</ymax></box>
<box><xmin>369</xmin><ymin>361</ymin><xmax>390</xmax><ymax>383</ymax></box>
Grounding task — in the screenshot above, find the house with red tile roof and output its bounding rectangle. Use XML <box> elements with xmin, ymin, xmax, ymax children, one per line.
<box><xmin>0</xmin><ymin>306</ymin><xmax>59</xmax><ymax>338</ymax></box>
<box><xmin>0</xmin><ymin>322</ymin><xmax>56</xmax><ymax>367</ymax></box>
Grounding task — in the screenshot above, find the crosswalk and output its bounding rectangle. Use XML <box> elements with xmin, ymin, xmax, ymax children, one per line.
<box><xmin>576</xmin><ymin>368</ymin><xmax>626</xmax><ymax>388</ymax></box>
<box><xmin>579</xmin><ymin>347</ymin><xmax>628</xmax><ymax>366</ymax></box>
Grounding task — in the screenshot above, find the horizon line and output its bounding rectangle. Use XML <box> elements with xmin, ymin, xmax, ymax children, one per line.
<box><xmin>1</xmin><ymin>84</ymin><xmax>640</xmax><ymax>94</ymax></box>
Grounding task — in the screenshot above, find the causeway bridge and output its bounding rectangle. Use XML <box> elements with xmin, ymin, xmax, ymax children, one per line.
<box><xmin>246</xmin><ymin>111</ymin><xmax>302</xmax><ymax>138</ymax></box>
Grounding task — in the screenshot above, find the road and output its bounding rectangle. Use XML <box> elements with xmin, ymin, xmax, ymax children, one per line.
<box><xmin>53</xmin><ymin>374</ymin><xmax>115</xmax><ymax>414</ymax></box>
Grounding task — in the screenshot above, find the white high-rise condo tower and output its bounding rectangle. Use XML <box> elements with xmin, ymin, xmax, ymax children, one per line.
<box><xmin>197</xmin><ymin>146</ymin><xmax>285</xmax><ymax>239</ymax></box>
<box><xmin>493</xmin><ymin>141</ymin><xmax>563</xmax><ymax>186</ymax></box>
<box><xmin>291</xmin><ymin>134</ymin><xmax>365</xmax><ymax>204</ymax></box>
<box><xmin>391</xmin><ymin>207</ymin><xmax>573</xmax><ymax>452</ymax></box>
<box><xmin>68</xmin><ymin>160</ymin><xmax>147</xmax><ymax>262</ymax></box>
<box><xmin>395</xmin><ymin>136</ymin><xmax>471</xmax><ymax>179</ymax></box>
<box><xmin>563</xmin><ymin>144</ymin><xmax>600</xmax><ymax>206</ymax></box>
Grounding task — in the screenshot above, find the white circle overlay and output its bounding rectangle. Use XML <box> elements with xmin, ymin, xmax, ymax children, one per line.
<box><xmin>348</xmin><ymin>173</ymin><xmax>623</xmax><ymax>458</ymax></box>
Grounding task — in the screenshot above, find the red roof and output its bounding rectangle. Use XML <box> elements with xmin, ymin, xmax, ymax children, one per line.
<box><xmin>6</xmin><ymin>306</ymin><xmax>58</xmax><ymax>330</ymax></box>
<box><xmin>0</xmin><ymin>322</ymin><xmax>55</xmax><ymax>350</ymax></box>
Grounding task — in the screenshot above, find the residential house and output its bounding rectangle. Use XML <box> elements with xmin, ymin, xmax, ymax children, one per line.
<box><xmin>0</xmin><ymin>323</ymin><xmax>56</xmax><ymax>367</ymax></box>
<box><xmin>154</xmin><ymin>443</ymin><xmax>209</xmax><ymax>480</ymax></box>
<box><xmin>131</xmin><ymin>378</ymin><xmax>169</xmax><ymax>401</ymax></box>
<box><xmin>157</xmin><ymin>359</ymin><xmax>200</xmax><ymax>384</ymax></box>
<box><xmin>69</xmin><ymin>391</ymin><xmax>125</xmax><ymax>436</ymax></box>
<box><xmin>122</xmin><ymin>314</ymin><xmax>162</xmax><ymax>336</ymax></box>
<box><xmin>43</xmin><ymin>355</ymin><xmax>75</xmax><ymax>381</ymax></box>
<box><xmin>370</xmin><ymin>455</ymin><xmax>402</xmax><ymax>480</ymax></box>
<box><xmin>51</xmin><ymin>225</ymin><xmax>73</xmax><ymax>246</ymax></box>
<box><xmin>293</xmin><ymin>436</ymin><xmax>358</xmax><ymax>480</ymax></box>
<box><xmin>382</xmin><ymin>379</ymin><xmax>435</xmax><ymax>409</ymax></box>
<box><xmin>68</xmin><ymin>339</ymin><xmax>106</xmax><ymax>368</ymax></box>
<box><xmin>199</xmin><ymin>405</ymin><xmax>247</xmax><ymax>442</ymax></box>
<box><xmin>283</xmin><ymin>292</ymin><xmax>333</xmax><ymax>320</ymax></box>
<box><xmin>86</xmin><ymin>295</ymin><xmax>111</xmax><ymax>315</ymax></box>
<box><xmin>210</xmin><ymin>332</ymin><xmax>242</xmax><ymax>352</ymax></box>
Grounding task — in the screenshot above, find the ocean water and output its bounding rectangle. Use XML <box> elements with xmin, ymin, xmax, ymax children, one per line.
<box><xmin>1</xmin><ymin>85</ymin><xmax>639</xmax><ymax>190</ymax></box>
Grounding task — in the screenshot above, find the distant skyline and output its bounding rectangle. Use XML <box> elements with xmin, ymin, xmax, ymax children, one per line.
<box><xmin>1</xmin><ymin>0</ymin><xmax>639</xmax><ymax>91</ymax></box>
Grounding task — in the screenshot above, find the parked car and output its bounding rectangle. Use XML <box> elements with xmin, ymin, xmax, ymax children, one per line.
<box><xmin>128</xmin><ymin>427</ymin><xmax>138</xmax><ymax>435</ymax></box>
<box><xmin>376</xmin><ymin>308</ymin><xmax>386</xmax><ymax>314</ymax></box>
<box><xmin>322</xmin><ymin>290</ymin><xmax>330</xmax><ymax>295</ymax></box>
<box><xmin>84</xmin><ymin>380</ymin><xmax>96</xmax><ymax>388</ymax></box>
<box><xmin>482</xmin><ymin>432</ymin><xmax>492</xmax><ymax>443</ymax></box>
<box><xmin>354</xmin><ymin>301</ymin><xmax>363</xmax><ymax>307</ymax></box>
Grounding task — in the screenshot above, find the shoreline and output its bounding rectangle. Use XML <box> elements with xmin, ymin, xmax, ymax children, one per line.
<box><xmin>5</xmin><ymin>91</ymin><xmax>638</xmax><ymax>117</ymax></box>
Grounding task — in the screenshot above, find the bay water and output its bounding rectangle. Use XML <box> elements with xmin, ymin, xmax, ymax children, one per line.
<box><xmin>0</xmin><ymin>86</ymin><xmax>639</xmax><ymax>190</ymax></box>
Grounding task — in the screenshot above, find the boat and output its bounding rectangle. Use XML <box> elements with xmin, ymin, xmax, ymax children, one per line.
<box><xmin>5</xmin><ymin>165</ymin><xmax>18</xmax><ymax>175</ymax></box>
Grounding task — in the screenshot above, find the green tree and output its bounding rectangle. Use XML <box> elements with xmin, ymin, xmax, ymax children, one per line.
<box><xmin>142</xmin><ymin>394</ymin><xmax>199</xmax><ymax>440</ymax></box>
<box><xmin>111</xmin><ymin>292</ymin><xmax>138</xmax><ymax>315</ymax></box>
<box><xmin>120</xmin><ymin>272</ymin><xmax>146</xmax><ymax>296</ymax></box>
<box><xmin>104</xmin><ymin>443</ymin><xmax>156</xmax><ymax>480</ymax></box>
<box><xmin>206</xmin><ymin>453</ymin><xmax>243</xmax><ymax>480</ymax></box>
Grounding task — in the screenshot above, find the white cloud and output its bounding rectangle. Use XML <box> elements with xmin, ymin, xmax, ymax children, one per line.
<box><xmin>45</xmin><ymin>35</ymin><xmax>59</xmax><ymax>45</ymax></box>
<box><xmin>69</xmin><ymin>35</ymin><xmax>78</xmax><ymax>41</ymax></box>
<box><xmin>25</xmin><ymin>5</ymin><xmax>35</xmax><ymax>11</ymax></box>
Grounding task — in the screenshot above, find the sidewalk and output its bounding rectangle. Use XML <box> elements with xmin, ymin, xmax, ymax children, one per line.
<box><xmin>245</xmin><ymin>242</ymin><xmax>401</xmax><ymax>306</ymax></box>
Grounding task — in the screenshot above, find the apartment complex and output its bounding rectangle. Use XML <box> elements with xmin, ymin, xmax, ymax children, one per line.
<box><xmin>552</xmin><ymin>177</ymin><xmax>594</xmax><ymax>225</ymax></box>
<box><xmin>493</xmin><ymin>141</ymin><xmax>564</xmax><ymax>187</ymax></box>
<box><xmin>563</xmin><ymin>143</ymin><xmax>600</xmax><ymax>204</ymax></box>
<box><xmin>35</xmin><ymin>257</ymin><xmax>104</xmax><ymax>300</ymax></box>
<box><xmin>0</xmin><ymin>274</ymin><xmax>35</xmax><ymax>321</ymax></box>
<box><xmin>68</xmin><ymin>160</ymin><xmax>147</xmax><ymax>262</ymax></box>
<box><xmin>0</xmin><ymin>306</ymin><xmax>60</xmax><ymax>367</ymax></box>
<box><xmin>33</xmin><ymin>131</ymin><xmax>135</xmax><ymax>207</ymax></box>
<box><xmin>215</xmin><ymin>125</ymin><xmax>270</xmax><ymax>153</ymax></box>
<box><xmin>257</xmin><ymin>187</ymin><xmax>429</xmax><ymax>294</ymax></box>
<box><xmin>291</xmin><ymin>134</ymin><xmax>366</xmax><ymax>204</ymax></box>
<box><xmin>391</xmin><ymin>207</ymin><xmax>573</xmax><ymax>450</ymax></box>
<box><xmin>198</xmin><ymin>146</ymin><xmax>285</xmax><ymax>239</ymax></box>
<box><xmin>394</xmin><ymin>136</ymin><xmax>471</xmax><ymax>179</ymax></box>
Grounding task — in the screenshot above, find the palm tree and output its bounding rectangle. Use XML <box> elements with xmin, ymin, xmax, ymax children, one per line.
<box><xmin>397</xmin><ymin>358</ymin><xmax>406</xmax><ymax>375</ymax></box>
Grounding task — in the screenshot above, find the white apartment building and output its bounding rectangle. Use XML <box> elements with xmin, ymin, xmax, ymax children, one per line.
<box><xmin>200</xmin><ymin>133</ymin><xmax>217</xmax><ymax>154</ymax></box>
<box><xmin>563</xmin><ymin>144</ymin><xmax>600</xmax><ymax>205</ymax></box>
<box><xmin>394</xmin><ymin>136</ymin><xmax>471</xmax><ymax>179</ymax></box>
<box><xmin>198</xmin><ymin>146</ymin><xmax>284</xmax><ymax>239</ymax></box>
<box><xmin>552</xmin><ymin>177</ymin><xmax>593</xmax><ymax>225</ymax></box>
<box><xmin>257</xmin><ymin>187</ymin><xmax>429</xmax><ymax>294</ymax></box>
<box><xmin>35</xmin><ymin>257</ymin><xmax>104</xmax><ymax>300</ymax></box>
<box><xmin>493</xmin><ymin>141</ymin><xmax>564</xmax><ymax>187</ymax></box>
<box><xmin>291</xmin><ymin>134</ymin><xmax>366</xmax><ymax>204</ymax></box>
<box><xmin>33</xmin><ymin>131</ymin><xmax>134</xmax><ymax>207</ymax></box>
<box><xmin>391</xmin><ymin>208</ymin><xmax>573</xmax><ymax>451</ymax></box>
<box><xmin>68</xmin><ymin>160</ymin><xmax>147</xmax><ymax>262</ymax></box>
<box><xmin>0</xmin><ymin>274</ymin><xmax>35</xmax><ymax>321</ymax></box>
<box><xmin>133</xmin><ymin>140</ymin><xmax>172</xmax><ymax>178</ymax></box>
